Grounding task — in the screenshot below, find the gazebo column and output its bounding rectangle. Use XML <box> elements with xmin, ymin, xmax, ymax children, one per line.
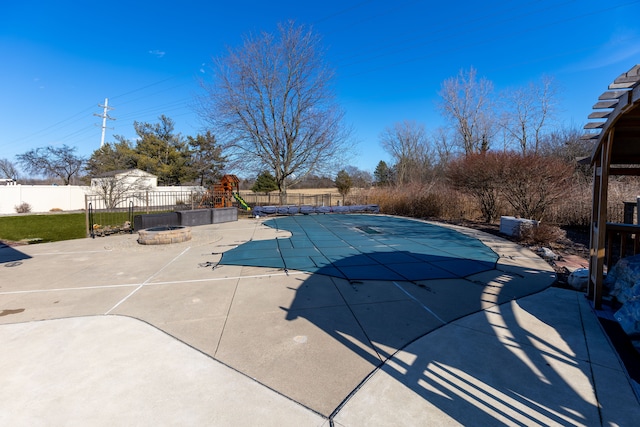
<box><xmin>588</xmin><ymin>129</ymin><xmax>614</xmax><ymax>309</ymax></box>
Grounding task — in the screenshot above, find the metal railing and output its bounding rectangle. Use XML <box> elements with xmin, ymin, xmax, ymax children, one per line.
<box><xmin>83</xmin><ymin>190</ymin><xmax>370</xmax><ymax>236</ymax></box>
<box><xmin>85</xmin><ymin>190</ymin><xmax>206</xmax><ymax>236</ymax></box>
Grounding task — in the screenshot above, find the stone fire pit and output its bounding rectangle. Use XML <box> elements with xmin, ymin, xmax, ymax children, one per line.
<box><xmin>137</xmin><ymin>225</ymin><xmax>192</xmax><ymax>245</ymax></box>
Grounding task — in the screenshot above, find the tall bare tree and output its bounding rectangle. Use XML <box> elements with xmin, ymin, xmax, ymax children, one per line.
<box><xmin>539</xmin><ymin>125</ymin><xmax>594</xmax><ymax>183</ymax></box>
<box><xmin>502</xmin><ymin>76</ymin><xmax>557</xmax><ymax>155</ymax></box>
<box><xmin>432</xmin><ymin>127</ymin><xmax>454</xmax><ymax>170</ymax></box>
<box><xmin>343</xmin><ymin>165</ymin><xmax>372</xmax><ymax>188</ymax></box>
<box><xmin>438</xmin><ymin>67</ymin><xmax>496</xmax><ymax>155</ymax></box>
<box><xmin>0</xmin><ymin>158</ymin><xmax>20</xmax><ymax>180</ymax></box>
<box><xmin>17</xmin><ymin>144</ymin><xmax>85</xmax><ymax>185</ymax></box>
<box><xmin>379</xmin><ymin>120</ymin><xmax>432</xmax><ymax>184</ymax></box>
<box><xmin>199</xmin><ymin>21</ymin><xmax>352</xmax><ymax>203</ymax></box>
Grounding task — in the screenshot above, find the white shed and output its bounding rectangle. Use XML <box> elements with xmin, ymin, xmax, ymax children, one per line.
<box><xmin>91</xmin><ymin>169</ymin><xmax>157</xmax><ymax>189</ymax></box>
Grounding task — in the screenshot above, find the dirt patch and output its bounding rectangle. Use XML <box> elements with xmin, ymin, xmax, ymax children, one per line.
<box><xmin>0</xmin><ymin>239</ymin><xmax>28</xmax><ymax>248</ymax></box>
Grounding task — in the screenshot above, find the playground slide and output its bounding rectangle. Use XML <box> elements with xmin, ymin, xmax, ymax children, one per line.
<box><xmin>233</xmin><ymin>192</ymin><xmax>251</xmax><ymax>210</ymax></box>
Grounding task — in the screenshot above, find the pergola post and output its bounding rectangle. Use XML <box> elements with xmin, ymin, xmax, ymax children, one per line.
<box><xmin>588</xmin><ymin>129</ymin><xmax>614</xmax><ymax>309</ymax></box>
<box><xmin>584</xmin><ymin>65</ymin><xmax>640</xmax><ymax>309</ymax></box>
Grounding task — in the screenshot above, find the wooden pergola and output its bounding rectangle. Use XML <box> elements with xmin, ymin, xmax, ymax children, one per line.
<box><xmin>587</xmin><ymin>64</ymin><xmax>640</xmax><ymax>308</ymax></box>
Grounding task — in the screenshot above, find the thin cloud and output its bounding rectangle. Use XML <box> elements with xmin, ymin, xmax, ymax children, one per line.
<box><xmin>148</xmin><ymin>49</ymin><xmax>166</xmax><ymax>58</ymax></box>
<box><xmin>571</xmin><ymin>29</ymin><xmax>640</xmax><ymax>72</ymax></box>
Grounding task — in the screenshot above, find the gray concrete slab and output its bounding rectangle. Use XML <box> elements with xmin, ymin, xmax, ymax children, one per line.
<box><xmin>409</xmin><ymin>278</ymin><xmax>487</xmax><ymax>323</ymax></box>
<box><xmin>0</xmin><ymin>286</ymin><xmax>134</xmax><ymax>323</ymax></box>
<box><xmin>0</xmin><ymin>216</ymin><xmax>638</xmax><ymax>425</ymax></box>
<box><xmin>0</xmin><ymin>316</ymin><xmax>326</xmax><ymax>427</ymax></box>
<box><xmin>334</xmin><ymin>287</ymin><xmax>637</xmax><ymax>427</ymax></box>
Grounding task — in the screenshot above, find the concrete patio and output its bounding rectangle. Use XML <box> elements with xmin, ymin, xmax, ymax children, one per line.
<box><xmin>0</xmin><ymin>215</ymin><xmax>638</xmax><ymax>426</ymax></box>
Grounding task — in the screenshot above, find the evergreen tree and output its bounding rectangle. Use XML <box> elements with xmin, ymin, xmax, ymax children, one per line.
<box><xmin>85</xmin><ymin>138</ymin><xmax>137</xmax><ymax>177</ymax></box>
<box><xmin>374</xmin><ymin>160</ymin><xmax>392</xmax><ymax>186</ymax></box>
<box><xmin>133</xmin><ymin>115</ymin><xmax>194</xmax><ymax>185</ymax></box>
<box><xmin>251</xmin><ymin>171</ymin><xmax>278</xmax><ymax>194</ymax></box>
<box><xmin>187</xmin><ymin>131</ymin><xmax>226</xmax><ymax>186</ymax></box>
<box><xmin>335</xmin><ymin>169</ymin><xmax>352</xmax><ymax>203</ymax></box>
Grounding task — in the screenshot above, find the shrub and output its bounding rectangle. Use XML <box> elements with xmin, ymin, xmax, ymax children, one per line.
<box><xmin>518</xmin><ymin>223</ymin><xmax>566</xmax><ymax>246</ymax></box>
<box><xmin>447</xmin><ymin>152</ymin><xmax>575</xmax><ymax>222</ymax></box>
<box><xmin>368</xmin><ymin>183</ymin><xmax>471</xmax><ymax>220</ymax></box>
<box><xmin>446</xmin><ymin>153</ymin><xmax>504</xmax><ymax>222</ymax></box>
<box><xmin>498</xmin><ymin>153</ymin><xmax>573</xmax><ymax>221</ymax></box>
<box><xmin>14</xmin><ymin>202</ymin><xmax>31</xmax><ymax>213</ymax></box>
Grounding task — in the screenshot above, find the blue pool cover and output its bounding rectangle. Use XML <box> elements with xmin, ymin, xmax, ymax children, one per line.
<box><xmin>219</xmin><ymin>214</ymin><xmax>498</xmax><ymax>281</ymax></box>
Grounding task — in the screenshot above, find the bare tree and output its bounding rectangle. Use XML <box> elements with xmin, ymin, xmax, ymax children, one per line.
<box><xmin>17</xmin><ymin>145</ymin><xmax>85</xmax><ymax>185</ymax></box>
<box><xmin>539</xmin><ymin>125</ymin><xmax>594</xmax><ymax>183</ymax></box>
<box><xmin>432</xmin><ymin>127</ymin><xmax>454</xmax><ymax>170</ymax></box>
<box><xmin>199</xmin><ymin>21</ymin><xmax>352</xmax><ymax>203</ymax></box>
<box><xmin>438</xmin><ymin>67</ymin><xmax>496</xmax><ymax>155</ymax></box>
<box><xmin>379</xmin><ymin>120</ymin><xmax>432</xmax><ymax>184</ymax></box>
<box><xmin>0</xmin><ymin>158</ymin><xmax>20</xmax><ymax>180</ymax></box>
<box><xmin>343</xmin><ymin>165</ymin><xmax>372</xmax><ymax>188</ymax></box>
<box><xmin>91</xmin><ymin>171</ymin><xmax>152</xmax><ymax>209</ymax></box>
<box><xmin>502</xmin><ymin>76</ymin><xmax>557</xmax><ymax>155</ymax></box>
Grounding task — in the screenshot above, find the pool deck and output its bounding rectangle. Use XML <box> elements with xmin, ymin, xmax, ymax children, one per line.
<box><xmin>0</xmin><ymin>215</ymin><xmax>638</xmax><ymax>426</ymax></box>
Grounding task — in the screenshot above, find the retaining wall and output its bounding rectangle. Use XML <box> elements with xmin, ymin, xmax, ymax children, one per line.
<box><xmin>134</xmin><ymin>207</ymin><xmax>238</xmax><ymax>231</ymax></box>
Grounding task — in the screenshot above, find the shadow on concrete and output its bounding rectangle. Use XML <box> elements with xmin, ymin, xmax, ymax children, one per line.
<box><xmin>280</xmin><ymin>249</ymin><xmax>605</xmax><ymax>424</ymax></box>
<box><xmin>212</xmin><ymin>213</ymin><xmax>618</xmax><ymax>422</ymax></box>
<box><xmin>372</xmin><ymin>298</ymin><xmax>599</xmax><ymax>425</ymax></box>
<box><xmin>0</xmin><ymin>243</ymin><xmax>31</xmax><ymax>266</ymax></box>
<box><xmin>279</xmin><ymin>253</ymin><xmax>611</xmax><ymax>425</ymax></box>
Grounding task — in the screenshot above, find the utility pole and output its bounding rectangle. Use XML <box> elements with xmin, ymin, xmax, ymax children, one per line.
<box><xmin>94</xmin><ymin>98</ymin><xmax>115</xmax><ymax>148</ymax></box>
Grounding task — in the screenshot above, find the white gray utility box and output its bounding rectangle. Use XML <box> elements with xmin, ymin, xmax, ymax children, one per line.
<box><xmin>499</xmin><ymin>216</ymin><xmax>538</xmax><ymax>238</ymax></box>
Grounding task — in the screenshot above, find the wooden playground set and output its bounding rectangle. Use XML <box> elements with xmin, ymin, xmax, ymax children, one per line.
<box><xmin>201</xmin><ymin>174</ymin><xmax>250</xmax><ymax>210</ymax></box>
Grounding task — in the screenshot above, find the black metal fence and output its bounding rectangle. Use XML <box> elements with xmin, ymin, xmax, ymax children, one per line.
<box><xmin>84</xmin><ymin>190</ymin><xmax>369</xmax><ymax>236</ymax></box>
<box><xmin>85</xmin><ymin>190</ymin><xmax>207</xmax><ymax>237</ymax></box>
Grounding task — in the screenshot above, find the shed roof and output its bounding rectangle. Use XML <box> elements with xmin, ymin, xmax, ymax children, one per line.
<box><xmin>93</xmin><ymin>168</ymin><xmax>156</xmax><ymax>178</ymax></box>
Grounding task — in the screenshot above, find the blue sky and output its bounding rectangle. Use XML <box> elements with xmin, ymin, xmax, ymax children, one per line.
<box><xmin>1</xmin><ymin>0</ymin><xmax>639</xmax><ymax>176</ymax></box>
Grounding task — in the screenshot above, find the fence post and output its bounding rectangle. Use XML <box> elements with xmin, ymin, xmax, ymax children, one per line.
<box><xmin>84</xmin><ymin>194</ymin><xmax>90</xmax><ymax>237</ymax></box>
<box><xmin>146</xmin><ymin>191</ymin><xmax>149</xmax><ymax>214</ymax></box>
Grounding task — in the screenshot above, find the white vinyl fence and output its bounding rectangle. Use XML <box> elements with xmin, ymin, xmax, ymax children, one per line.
<box><xmin>0</xmin><ymin>185</ymin><xmax>204</xmax><ymax>215</ymax></box>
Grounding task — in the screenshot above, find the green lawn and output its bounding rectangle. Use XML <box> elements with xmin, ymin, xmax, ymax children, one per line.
<box><xmin>0</xmin><ymin>213</ymin><xmax>87</xmax><ymax>243</ymax></box>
